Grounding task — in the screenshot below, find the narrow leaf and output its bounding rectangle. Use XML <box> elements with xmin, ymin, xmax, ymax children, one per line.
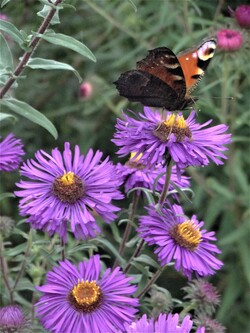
<box><xmin>0</xmin><ymin>192</ymin><xmax>15</xmax><ymax>200</ymax></box>
<box><xmin>0</xmin><ymin>98</ymin><xmax>58</xmax><ymax>139</ymax></box>
<box><xmin>0</xmin><ymin>112</ymin><xmax>16</xmax><ymax>122</ymax></box>
<box><xmin>0</xmin><ymin>19</ymin><xmax>25</xmax><ymax>46</ymax></box>
<box><xmin>0</xmin><ymin>33</ymin><xmax>14</xmax><ymax>70</ymax></box>
<box><xmin>26</xmin><ymin>58</ymin><xmax>82</xmax><ymax>81</ymax></box>
<box><xmin>37</xmin><ymin>32</ymin><xmax>96</xmax><ymax>62</ymax></box>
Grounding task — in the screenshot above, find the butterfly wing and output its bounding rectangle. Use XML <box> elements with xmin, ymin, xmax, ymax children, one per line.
<box><xmin>114</xmin><ymin>69</ymin><xmax>180</xmax><ymax>109</ymax></box>
<box><xmin>136</xmin><ymin>47</ymin><xmax>186</xmax><ymax>100</ymax></box>
<box><xmin>177</xmin><ymin>37</ymin><xmax>217</xmax><ymax>93</ymax></box>
<box><xmin>114</xmin><ymin>47</ymin><xmax>187</xmax><ymax>110</ymax></box>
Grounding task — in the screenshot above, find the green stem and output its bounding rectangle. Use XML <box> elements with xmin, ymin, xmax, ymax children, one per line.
<box><xmin>113</xmin><ymin>192</ymin><xmax>140</xmax><ymax>269</ymax></box>
<box><xmin>158</xmin><ymin>159</ymin><xmax>174</xmax><ymax>205</ymax></box>
<box><xmin>221</xmin><ymin>56</ymin><xmax>229</xmax><ymax>122</ymax></box>
<box><xmin>0</xmin><ymin>235</ymin><xmax>13</xmax><ymax>303</ymax></box>
<box><xmin>0</xmin><ymin>0</ymin><xmax>64</xmax><ymax>99</ymax></box>
<box><xmin>11</xmin><ymin>229</ymin><xmax>33</xmax><ymax>300</ymax></box>
<box><xmin>179</xmin><ymin>302</ymin><xmax>196</xmax><ymax>319</ymax></box>
<box><xmin>124</xmin><ymin>239</ymin><xmax>144</xmax><ymax>274</ymax></box>
<box><xmin>137</xmin><ymin>266</ymin><xmax>166</xmax><ymax>299</ymax></box>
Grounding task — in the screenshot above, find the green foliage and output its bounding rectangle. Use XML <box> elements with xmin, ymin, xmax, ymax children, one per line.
<box><xmin>0</xmin><ymin>0</ymin><xmax>249</xmax><ymax>332</ymax></box>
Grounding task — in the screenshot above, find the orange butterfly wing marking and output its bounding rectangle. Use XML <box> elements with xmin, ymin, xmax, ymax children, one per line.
<box><xmin>177</xmin><ymin>38</ymin><xmax>217</xmax><ymax>93</ymax></box>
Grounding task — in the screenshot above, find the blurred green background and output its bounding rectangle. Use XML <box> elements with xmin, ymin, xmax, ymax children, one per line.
<box><xmin>1</xmin><ymin>0</ymin><xmax>249</xmax><ymax>332</ymax></box>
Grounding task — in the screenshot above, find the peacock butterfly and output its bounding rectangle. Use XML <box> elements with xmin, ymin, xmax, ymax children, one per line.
<box><xmin>114</xmin><ymin>37</ymin><xmax>217</xmax><ymax>111</ymax></box>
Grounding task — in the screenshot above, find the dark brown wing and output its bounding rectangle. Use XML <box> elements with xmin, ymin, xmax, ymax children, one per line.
<box><xmin>114</xmin><ymin>69</ymin><xmax>184</xmax><ymax>110</ymax></box>
<box><xmin>136</xmin><ymin>47</ymin><xmax>186</xmax><ymax>100</ymax></box>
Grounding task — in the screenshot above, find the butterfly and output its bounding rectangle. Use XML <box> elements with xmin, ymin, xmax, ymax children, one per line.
<box><xmin>114</xmin><ymin>37</ymin><xmax>217</xmax><ymax>111</ymax></box>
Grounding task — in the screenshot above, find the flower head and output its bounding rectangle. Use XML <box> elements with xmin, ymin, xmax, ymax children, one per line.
<box><xmin>194</xmin><ymin>314</ymin><xmax>226</xmax><ymax>333</ymax></box>
<box><xmin>138</xmin><ymin>204</ymin><xmax>223</xmax><ymax>279</ymax></box>
<box><xmin>15</xmin><ymin>143</ymin><xmax>123</xmax><ymax>242</ymax></box>
<box><xmin>116</xmin><ymin>152</ymin><xmax>190</xmax><ymax>195</ymax></box>
<box><xmin>183</xmin><ymin>279</ymin><xmax>220</xmax><ymax>315</ymax></box>
<box><xmin>112</xmin><ymin>108</ymin><xmax>231</xmax><ymax>172</ymax></box>
<box><xmin>0</xmin><ymin>216</ymin><xmax>15</xmax><ymax>238</ymax></box>
<box><xmin>217</xmin><ymin>29</ymin><xmax>243</xmax><ymax>51</ymax></box>
<box><xmin>0</xmin><ymin>13</ymin><xmax>9</xmax><ymax>21</ymax></box>
<box><xmin>0</xmin><ymin>133</ymin><xmax>25</xmax><ymax>172</ymax></box>
<box><xmin>0</xmin><ymin>304</ymin><xmax>29</xmax><ymax>333</ymax></box>
<box><xmin>36</xmin><ymin>255</ymin><xmax>139</xmax><ymax>333</ymax></box>
<box><xmin>234</xmin><ymin>5</ymin><xmax>250</xmax><ymax>28</ymax></box>
<box><xmin>125</xmin><ymin>313</ymin><xmax>198</xmax><ymax>333</ymax></box>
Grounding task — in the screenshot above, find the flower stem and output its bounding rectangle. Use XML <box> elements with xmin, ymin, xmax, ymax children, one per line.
<box><xmin>0</xmin><ymin>235</ymin><xmax>13</xmax><ymax>303</ymax></box>
<box><xmin>179</xmin><ymin>302</ymin><xmax>196</xmax><ymax>319</ymax></box>
<box><xmin>124</xmin><ymin>239</ymin><xmax>145</xmax><ymax>274</ymax></box>
<box><xmin>158</xmin><ymin>159</ymin><xmax>174</xmax><ymax>205</ymax></box>
<box><xmin>113</xmin><ymin>192</ymin><xmax>140</xmax><ymax>269</ymax></box>
<box><xmin>61</xmin><ymin>238</ymin><xmax>65</xmax><ymax>261</ymax></box>
<box><xmin>137</xmin><ymin>266</ymin><xmax>166</xmax><ymax>299</ymax></box>
<box><xmin>0</xmin><ymin>0</ymin><xmax>64</xmax><ymax>99</ymax></box>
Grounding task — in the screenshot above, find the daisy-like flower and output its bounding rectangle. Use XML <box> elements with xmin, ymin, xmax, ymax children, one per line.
<box><xmin>138</xmin><ymin>204</ymin><xmax>223</xmax><ymax>279</ymax></box>
<box><xmin>217</xmin><ymin>29</ymin><xmax>243</xmax><ymax>51</ymax></box>
<box><xmin>112</xmin><ymin>108</ymin><xmax>231</xmax><ymax>172</ymax></box>
<box><xmin>116</xmin><ymin>152</ymin><xmax>190</xmax><ymax>194</ymax></box>
<box><xmin>15</xmin><ymin>143</ymin><xmax>123</xmax><ymax>242</ymax></box>
<box><xmin>183</xmin><ymin>279</ymin><xmax>220</xmax><ymax>315</ymax></box>
<box><xmin>125</xmin><ymin>313</ymin><xmax>202</xmax><ymax>333</ymax></box>
<box><xmin>0</xmin><ymin>133</ymin><xmax>25</xmax><ymax>171</ymax></box>
<box><xmin>36</xmin><ymin>255</ymin><xmax>139</xmax><ymax>333</ymax></box>
<box><xmin>0</xmin><ymin>304</ymin><xmax>30</xmax><ymax>333</ymax></box>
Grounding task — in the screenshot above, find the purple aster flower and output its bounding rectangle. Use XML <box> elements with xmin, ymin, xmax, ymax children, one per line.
<box><xmin>112</xmin><ymin>108</ymin><xmax>231</xmax><ymax>172</ymax></box>
<box><xmin>36</xmin><ymin>255</ymin><xmax>139</xmax><ymax>333</ymax></box>
<box><xmin>125</xmin><ymin>313</ymin><xmax>199</xmax><ymax>333</ymax></box>
<box><xmin>183</xmin><ymin>279</ymin><xmax>220</xmax><ymax>315</ymax></box>
<box><xmin>0</xmin><ymin>133</ymin><xmax>25</xmax><ymax>171</ymax></box>
<box><xmin>138</xmin><ymin>204</ymin><xmax>223</xmax><ymax>279</ymax></box>
<box><xmin>15</xmin><ymin>143</ymin><xmax>123</xmax><ymax>242</ymax></box>
<box><xmin>0</xmin><ymin>304</ymin><xmax>30</xmax><ymax>333</ymax></box>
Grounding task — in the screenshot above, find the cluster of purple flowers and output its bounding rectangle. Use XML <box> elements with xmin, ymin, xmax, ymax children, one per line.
<box><xmin>1</xmin><ymin>8</ymin><xmax>234</xmax><ymax>331</ymax></box>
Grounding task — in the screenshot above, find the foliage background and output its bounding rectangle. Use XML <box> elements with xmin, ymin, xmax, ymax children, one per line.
<box><xmin>0</xmin><ymin>0</ymin><xmax>249</xmax><ymax>332</ymax></box>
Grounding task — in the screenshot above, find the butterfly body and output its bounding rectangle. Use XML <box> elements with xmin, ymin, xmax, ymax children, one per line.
<box><xmin>114</xmin><ymin>38</ymin><xmax>217</xmax><ymax>111</ymax></box>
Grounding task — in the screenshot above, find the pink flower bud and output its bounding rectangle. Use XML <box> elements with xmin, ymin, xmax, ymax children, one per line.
<box><xmin>235</xmin><ymin>5</ymin><xmax>250</xmax><ymax>28</ymax></box>
<box><xmin>79</xmin><ymin>82</ymin><xmax>93</xmax><ymax>100</ymax></box>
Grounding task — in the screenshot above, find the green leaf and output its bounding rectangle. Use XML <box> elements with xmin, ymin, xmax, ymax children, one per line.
<box><xmin>127</xmin><ymin>0</ymin><xmax>137</xmax><ymax>12</ymax></box>
<box><xmin>0</xmin><ymin>33</ymin><xmax>13</xmax><ymax>71</ymax></box>
<box><xmin>134</xmin><ymin>254</ymin><xmax>160</xmax><ymax>269</ymax></box>
<box><xmin>0</xmin><ymin>98</ymin><xmax>58</xmax><ymax>139</ymax></box>
<box><xmin>1</xmin><ymin>0</ymin><xmax>13</xmax><ymax>6</ymax></box>
<box><xmin>26</xmin><ymin>58</ymin><xmax>82</xmax><ymax>81</ymax></box>
<box><xmin>15</xmin><ymin>278</ymin><xmax>35</xmax><ymax>291</ymax></box>
<box><xmin>0</xmin><ymin>192</ymin><xmax>15</xmax><ymax>201</ymax></box>
<box><xmin>0</xmin><ymin>19</ymin><xmax>25</xmax><ymax>46</ymax></box>
<box><xmin>37</xmin><ymin>32</ymin><xmax>96</xmax><ymax>62</ymax></box>
<box><xmin>0</xmin><ymin>112</ymin><xmax>16</xmax><ymax>122</ymax></box>
<box><xmin>95</xmin><ymin>238</ymin><xmax>125</xmax><ymax>266</ymax></box>
<box><xmin>37</xmin><ymin>5</ymin><xmax>60</xmax><ymax>25</ymax></box>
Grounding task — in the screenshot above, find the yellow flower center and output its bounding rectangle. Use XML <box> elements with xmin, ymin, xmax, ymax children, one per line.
<box><xmin>126</xmin><ymin>152</ymin><xmax>146</xmax><ymax>170</ymax></box>
<box><xmin>60</xmin><ymin>171</ymin><xmax>75</xmax><ymax>185</ymax></box>
<box><xmin>170</xmin><ymin>220</ymin><xmax>201</xmax><ymax>251</ymax></box>
<box><xmin>153</xmin><ymin>114</ymin><xmax>192</xmax><ymax>142</ymax></box>
<box><xmin>52</xmin><ymin>171</ymin><xmax>84</xmax><ymax>203</ymax></box>
<box><xmin>69</xmin><ymin>280</ymin><xmax>102</xmax><ymax>313</ymax></box>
